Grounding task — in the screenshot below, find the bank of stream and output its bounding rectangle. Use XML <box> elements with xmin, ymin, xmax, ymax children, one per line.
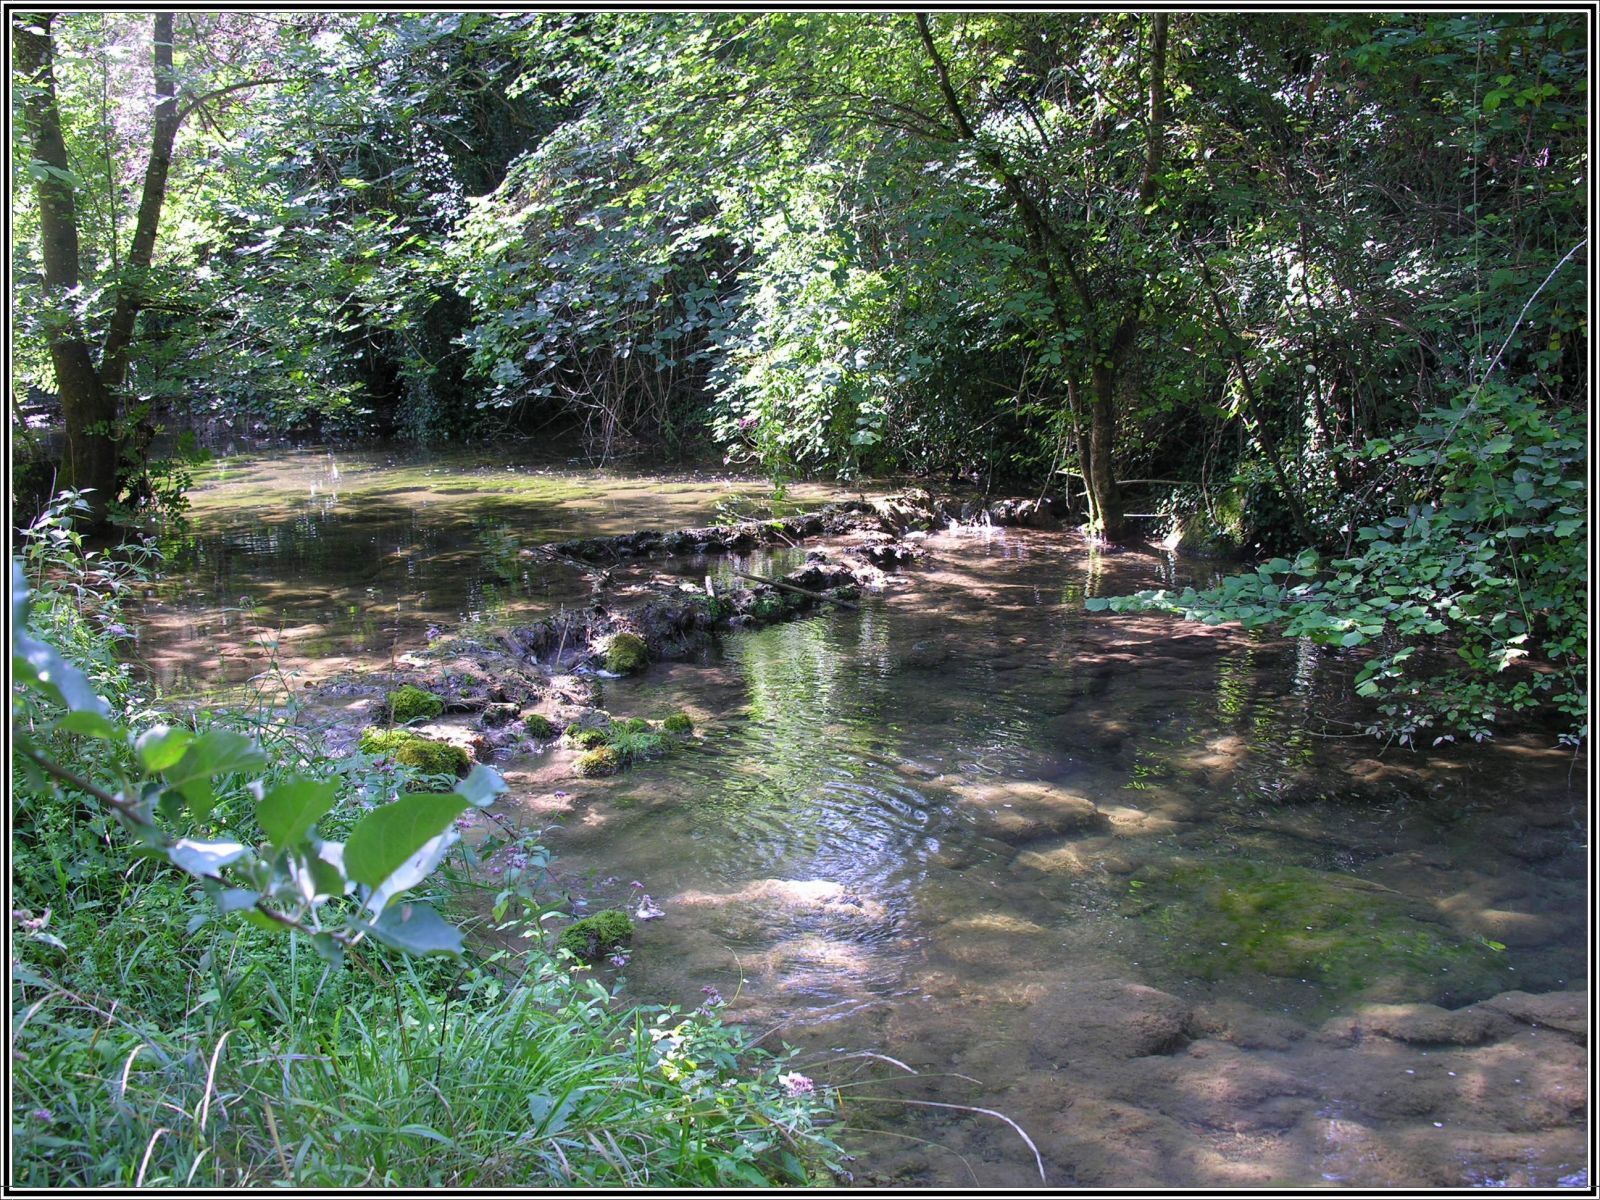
<box><xmin>130</xmin><ymin>446</ymin><xmax>1588</xmax><ymax>1189</ymax></box>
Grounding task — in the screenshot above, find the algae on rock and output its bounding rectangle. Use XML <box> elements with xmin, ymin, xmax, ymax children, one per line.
<box><xmin>359</xmin><ymin>727</ymin><xmax>471</xmax><ymax>776</ymax></box>
<box><xmin>575</xmin><ymin>746</ymin><xmax>622</xmax><ymax>777</ymax></box>
<box><xmin>1125</xmin><ymin>859</ymin><xmax>1513</xmax><ymax>1008</ymax></box>
<box><xmin>604</xmin><ymin>632</ymin><xmax>650</xmax><ymax>674</ymax></box>
<box><xmin>387</xmin><ymin>684</ymin><xmax>445</xmax><ymax>723</ymax></box>
<box><xmin>557</xmin><ymin>909</ymin><xmax>634</xmax><ymax>960</ymax></box>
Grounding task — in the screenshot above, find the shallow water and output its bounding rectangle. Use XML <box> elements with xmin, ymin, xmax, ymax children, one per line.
<box><xmin>134</xmin><ymin>452</ymin><xmax>1589</xmax><ymax>1189</ymax></box>
<box><xmin>131</xmin><ymin>445</ymin><xmax>851</xmax><ymax>694</ymax></box>
<box><xmin>528</xmin><ymin>531</ymin><xmax>1588</xmax><ymax>1188</ymax></box>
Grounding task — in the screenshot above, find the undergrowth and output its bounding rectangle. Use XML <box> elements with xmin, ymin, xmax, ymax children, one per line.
<box><xmin>10</xmin><ymin>494</ymin><xmax>841</xmax><ymax>1187</ymax></box>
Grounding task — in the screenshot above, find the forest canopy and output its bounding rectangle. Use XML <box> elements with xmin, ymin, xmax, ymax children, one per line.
<box><xmin>10</xmin><ymin>10</ymin><xmax>1589</xmax><ymax>745</ymax></box>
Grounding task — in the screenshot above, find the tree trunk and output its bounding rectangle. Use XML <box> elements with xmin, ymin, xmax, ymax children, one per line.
<box><xmin>101</xmin><ymin>12</ymin><xmax>178</xmax><ymax>393</ymax></box>
<box><xmin>1087</xmin><ymin>365</ymin><xmax>1127</xmax><ymax>542</ymax></box>
<box><xmin>14</xmin><ymin>12</ymin><xmax>120</xmax><ymax>522</ymax></box>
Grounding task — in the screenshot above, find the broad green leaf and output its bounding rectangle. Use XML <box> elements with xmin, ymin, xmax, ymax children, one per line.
<box><xmin>137</xmin><ymin>725</ymin><xmax>195</xmax><ymax>773</ymax></box>
<box><xmin>169</xmin><ymin>838</ymin><xmax>252</xmax><ymax>878</ymax></box>
<box><xmin>455</xmin><ymin>764</ymin><xmax>507</xmax><ymax>808</ymax></box>
<box><xmin>257</xmin><ymin>778</ymin><xmax>339</xmax><ymax>852</ymax></box>
<box><xmin>12</xmin><ymin>627</ymin><xmax>112</xmax><ymax>717</ymax></box>
<box><xmin>164</xmin><ymin>731</ymin><xmax>267</xmax><ymax>822</ymax></box>
<box><xmin>344</xmin><ymin>792</ymin><xmax>469</xmax><ymax>903</ymax></box>
<box><xmin>54</xmin><ymin>710</ymin><xmax>120</xmax><ymax>740</ymax></box>
<box><xmin>217</xmin><ymin>887</ymin><xmax>261</xmax><ymax>914</ymax></box>
<box><xmin>360</xmin><ymin>901</ymin><xmax>465</xmax><ymax>958</ymax></box>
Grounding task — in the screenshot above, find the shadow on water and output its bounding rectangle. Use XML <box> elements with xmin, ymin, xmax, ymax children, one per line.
<box><xmin>130</xmin><ymin>445</ymin><xmax>849</xmax><ymax>694</ymax></box>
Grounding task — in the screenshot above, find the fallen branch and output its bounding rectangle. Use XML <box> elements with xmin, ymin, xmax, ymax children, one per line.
<box><xmin>730</xmin><ymin>568</ymin><xmax>859</xmax><ymax>610</ymax></box>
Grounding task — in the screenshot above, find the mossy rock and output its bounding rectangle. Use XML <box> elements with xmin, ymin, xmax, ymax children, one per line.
<box><xmin>571</xmin><ymin>727</ymin><xmax>610</xmax><ymax>751</ymax></box>
<box><xmin>386</xmin><ymin>684</ymin><xmax>445</xmax><ymax>723</ymax></box>
<box><xmin>750</xmin><ymin>593</ymin><xmax>785</xmax><ymax>622</ymax></box>
<box><xmin>523</xmin><ymin>713</ymin><xmax>557</xmax><ymax>739</ymax></box>
<box><xmin>359</xmin><ymin>728</ymin><xmax>471</xmax><ymax>776</ymax></box>
<box><xmin>604</xmin><ymin>632</ymin><xmax>650</xmax><ymax>674</ymax></box>
<box><xmin>1125</xmin><ymin>860</ymin><xmax>1511</xmax><ymax>1008</ymax></box>
<box><xmin>557</xmin><ymin>910</ymin><xmax>633</xmax><ymax>960</ymax></box>
<box><xmin>575</xmin><ymin>746</ymin><xmax>621</xmax><ymax>777</ymax></box>
<box><xmin>662</xmin><ymin>711</ymin><xmax>694</xmax><ymax>735</ymax></box>
<box><xmin>614</xmin><ymin>716</ymin><xmax>651</xmax><ymax>735</ymax></box>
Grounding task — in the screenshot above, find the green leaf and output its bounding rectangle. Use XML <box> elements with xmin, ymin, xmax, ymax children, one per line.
<box><xmin>54</xmin><ymin>710</ymin><xmax>120</xmax><ymax>740</ymax></box>
<box><xmin>455</xmin><ymin>765</ymin><xmax>507</xmax><ymax>808</ymax></box>
<box><xmin>12</xmin><ymin>619</ymin><xmax>112</xmax><ymax>717</ymax></box>
<box><xmin>257</xmin><ymin>778</ymin><xmax>339</xmax><ymax>853</ymax></box>
<box><xmin>164</xmin><ymin>731</ymin><xmax>268</xmax><ymax>822</ymax></box>
<box><xmin>345</xmin><ymin>794</ymin><xmax>468</xmax><ymax>886</ymax></box>
<box><xmin>136</xmin><ymin>726</ymin><xmax>195</xmax><ymax>773</ymax></box>
<box><xmin>360</xmin><ymin>901</ymin><xmax>465</xmax><ymax>958</ymax></box>
<box><xmin>168</xmin><ymin>838</ymin><xmax>251</xmax><ymax>878</ymax></box>
<box><xmin>217</xmin><ymin>888</ymin><xmax>261</xmax><ymax>914</ymax></box>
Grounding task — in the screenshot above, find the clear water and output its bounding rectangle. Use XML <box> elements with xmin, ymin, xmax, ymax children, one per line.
<box><xmin>132</xmin><ymin>449</ymin><xmax>1589</xmax><ymax>1189</ymax></box>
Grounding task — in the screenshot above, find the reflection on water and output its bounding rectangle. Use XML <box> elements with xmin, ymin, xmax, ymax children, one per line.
<box><xmin>545</xmin><ymin>526</ymin><xmax>1586</xmax><ymax>1189</ymax></box>
<box><xmin>131</xmin><ymin>445</ymin><xmax>848</xmax><ymax>694</ymax></box>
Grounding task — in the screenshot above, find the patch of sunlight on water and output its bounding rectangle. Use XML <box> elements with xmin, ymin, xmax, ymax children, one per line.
<box><xmin>556</xmin><ymin>524</ymin><xmax>1586</xmax><ymax>1190</ymax></box>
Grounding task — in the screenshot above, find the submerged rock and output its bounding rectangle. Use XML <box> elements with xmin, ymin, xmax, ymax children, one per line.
<box><xmin>1122</xmin><ymin>859</ymin><xmax>1514</xmax><ymax>1008</ymax></box>
<box><xmin>1030</xmin><ymin>978</ymin><xmax>1194</xmax><ymax>1061</ymax></box>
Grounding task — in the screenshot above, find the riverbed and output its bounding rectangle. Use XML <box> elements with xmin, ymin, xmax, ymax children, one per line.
<box><xmin>131</xmin><ymin>446</ymin><xmax>1589</xmax><ymax>1189</ymax></box>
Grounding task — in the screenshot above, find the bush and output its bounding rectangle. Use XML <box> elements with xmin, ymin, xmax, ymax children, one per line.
<box><xmin>387</xmin><ymin>684</ymin><xmax>445</xmax><ymax>723</ymax></box>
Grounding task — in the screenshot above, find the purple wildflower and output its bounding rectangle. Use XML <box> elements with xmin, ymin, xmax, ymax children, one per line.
<box><xmin>780</xmin><ymin>1072</ymin><xmax>815</xmax><ymax>1097</ymax></box>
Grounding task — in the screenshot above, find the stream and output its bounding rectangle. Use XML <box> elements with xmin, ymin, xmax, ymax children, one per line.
<box><xmin>131</xmin><ymin>446</ymin><xmax>1589</xmax><ymax>1189</ymax></box>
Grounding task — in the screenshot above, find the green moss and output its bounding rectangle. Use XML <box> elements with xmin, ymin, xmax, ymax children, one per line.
<box><xmin>571</xmin><ymin>727</ymin><xmax>610</xmax><ymax>750</ymax></box>
<box><xmin>359</xmin><ymin>728</ymin><xmax>471</xmax><ymax>776</ymax></box>
<box><xmin>614</xmin><ymin>717</ymin><xmax>651</xmax><ymax>735</ymax></box>
<box><xmin>524</xmin><ymin>713</ymin><xmax>557</xmax><ymax>739</ymax></box>
<box><xmin>1126</xmin><ymin>860</ymin><xmax>1510</xmax><ymax>1007</ymax></box>
<box><xmin>604</xmin><ymin>632</ymin><xmax>650</xmax><ymax>675</ymax></box>
<box><xmin>557</xmin><ymin>910</ymin><xmax>634</xmax><ymax>960</ymax></box>
<box><xmin>387</xmin><ymin>684</ymin><xmax>445</xmax><ymax>723</ymax></box>
<box><xmin>575</xmin><ymin>746</ymin><xmax>621</xmax><ymax>777</ymax></box>
<box><xmin>750</xmin><ymin>593</ymin><xmax>785</xmax><ymax>621</ymax></box>
<box><xmin>662</xmin><ymin>711</ymin><xmax>694</xmax><ymax>734</ymax></box>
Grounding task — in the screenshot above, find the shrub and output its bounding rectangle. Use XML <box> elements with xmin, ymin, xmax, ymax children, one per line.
<box><xmin>387</xmin><ymin>684</ymin><xmax>445</xmax><ymax>723</ymax></box>
<box><xmin>359</xmin><ymin>728</ymin><xmax>471</xmax><ymax>776</ymax></box>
